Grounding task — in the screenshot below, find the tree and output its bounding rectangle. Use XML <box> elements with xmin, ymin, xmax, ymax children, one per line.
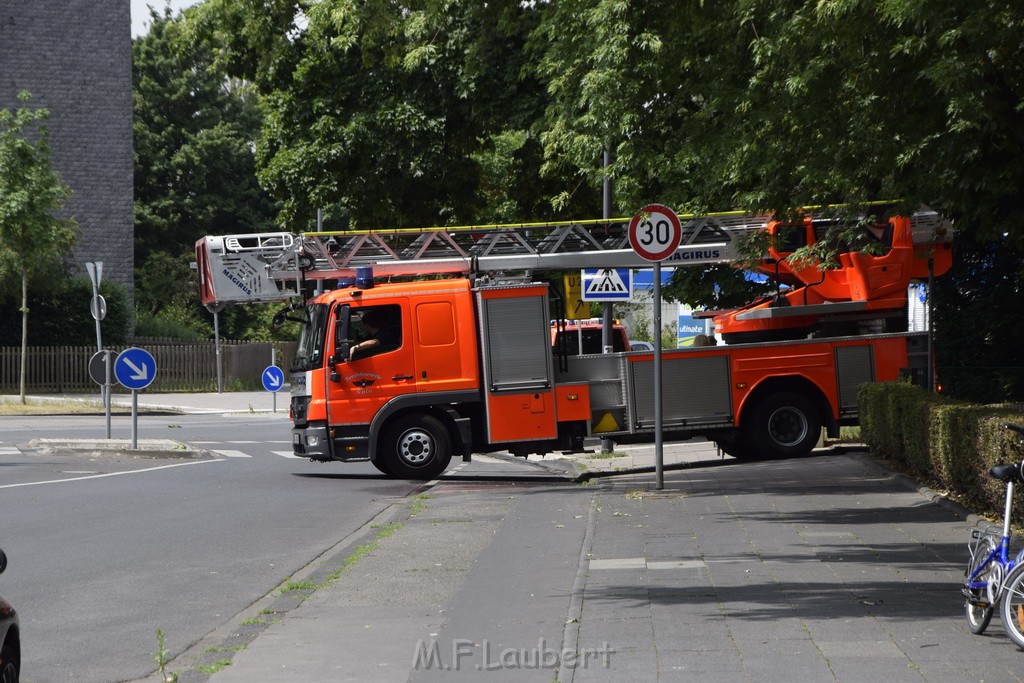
<box><xmin>133</xmin><ymin>7</ymin><xmax>278</xmax><ymax>337</ymax></box>
<box><xmin>0</xmin><ymin>92</ymin><xmax>77</xmax><ymax>402</ymax></box>
<box><xmin>188</xmin><ymin>0</ymin><xmax>598</xmax><ymax>229</ymax></box>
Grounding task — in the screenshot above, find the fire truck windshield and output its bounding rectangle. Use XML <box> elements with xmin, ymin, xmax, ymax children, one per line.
<box><xmin>292</xmin><ymin>303</ymin><xmax>328</xmax><ymax>371</ymax></box>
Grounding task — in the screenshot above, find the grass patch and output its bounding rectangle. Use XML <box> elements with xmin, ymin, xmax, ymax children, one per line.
<box><xmin>0</xmin><ymin>397</ymin><xmax>131</xmax><ymax>415</ymax></box>
<box><xmin>325</xmin><ymin>541</ymin><xmax>378</xmax><ymax>582</ymax></box>
<box><xmin>406</xmin><ymin>494</ymin><xmax>431</xmax><ymax>515</ymax></box>
<box><xmin>371</xmin><ymin>521</ymin><xmax>403</xmax><ymax>538</ymax></box>
<box><xmin>586</xmin><ymin>451</ymin><xmax>628</xmax><ymax>460</ymax></box>
<box><xmin>281</xmin><ymin>580</ymin><xmax>317</xmax><ymax>592</ymax></box>
<box><xmin>196</xmin><ymin>659</ymin><xmax>232</xmax><ymax>675</ymax></box>
<box><xmin>826</xmin><ymin>426</ymin><xmax>861</xmax><ymax>444</ymax></box>
<box><xmin>204</xmin><ymin>644</ymin><xmax>246</xmax><ymax>654</ymax></box>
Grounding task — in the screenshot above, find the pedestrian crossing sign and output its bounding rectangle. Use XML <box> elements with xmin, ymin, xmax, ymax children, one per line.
<box><xmin>581</xmin><ymin>268</ymin><xmax>633</xmax><ymax>301</ymax></box>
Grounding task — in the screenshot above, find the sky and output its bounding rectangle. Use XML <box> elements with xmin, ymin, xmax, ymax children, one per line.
<box><xmin>131</xmin><ymin>0</ymin><xmax>199</xmax><ymax>38</ymax></box>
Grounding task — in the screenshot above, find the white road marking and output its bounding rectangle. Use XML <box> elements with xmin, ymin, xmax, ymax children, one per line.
<box><xmin>0</xmin><ymin>459</ymin><xmax>222</xmax><ymax>489</ymax></box>
<box><xmin>212</xmin><ymin>450</ymin><xmax>252</xmax><ymax>459</ymax></box>
<box><xmin>272</xmin><ymin>450</ymin><xmax>302</xmax><ymax>459</ymax></box>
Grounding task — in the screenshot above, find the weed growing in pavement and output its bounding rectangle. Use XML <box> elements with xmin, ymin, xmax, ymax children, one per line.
<box><xmin>154</xmin><ymin>629</ymin><xmax>178</xmax><ymax>683</ymax></box>
<box><xmin>371</xmin><ymin>521</ymin><xmax>403</xmax><ymax>538</ymax></box>
<box><xmin>624</xmin><ymin>490</ymin><xmax>644</xmax><ymax>500</ymax></box>
<box><xmin>281</xmin><ymin>579</ymin><xmax>317</xmax><ymax>592</ymax></box>
<box><xmin>204</xmin><ymin>644</ymin><xmax>246</xmax><ymax>654</ymax></box>
<box><xmin>196</xmin><ymin>659</ymin><xmax>232</xmax><ymax>674</ymax></box>
<box><xmin>586</xmin><ymin>452</ymin><xmax>627</xmax><ymax>460</ymax></box>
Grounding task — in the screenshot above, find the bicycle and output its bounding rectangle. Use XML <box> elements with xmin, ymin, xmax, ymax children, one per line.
<box><xmin>962</xmin><ymin>422</ymin><xmax>1024</xmax><ymax>635</ymax></box>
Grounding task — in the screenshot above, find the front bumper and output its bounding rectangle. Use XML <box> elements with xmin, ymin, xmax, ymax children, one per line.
<box><xmin>292</xmin><ymin>423</ymin><xmax>332</xmax><ymax>461</ymax></box>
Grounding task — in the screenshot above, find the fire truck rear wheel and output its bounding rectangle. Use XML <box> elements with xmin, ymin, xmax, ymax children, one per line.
<box><xmin>749</xmin><ymin>392</ymin><xmax>821</xmax><ymax>459</ymax></box>
<box><xmin>383</xmin><ymin>414</ymin><xmax>452</xmax><ymax>480</ymax></box>
<box><xmin>712</xmin><ymin>432</ymin><xmax>758</xmax><ymax>460</ymax></box>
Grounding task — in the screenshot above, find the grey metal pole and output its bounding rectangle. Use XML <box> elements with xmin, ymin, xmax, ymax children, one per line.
<box><xmin>271</xmin><ymin>347</ymin><xmax>277</xmax><ymax>413</ymax></box>
<box><xmin>927</xmin><ymin>258</ymin><xmax>935</xmax><ymax>392</ymax></box>
<box><xmin>104</xmin><ymin>350</ymin><xmax>112</xmax><ymax>439</ymax></box>
<box><xmin>601</xmin><ymin>148</ymin><xmax>615</xmax><ymax>454</ymax></box>
<box><xmin>131</xmin><ymin>390</ymin><xmax>138</xmax><ymax>450</ymax></box>
<box><xmin>653</xmin><ymin>260</ymin><xmax>664</xmax><ymax>490</ymax></box>
<box><xmin>214</xmin><ymin>310</ymin><xmax>223</xmax><ymax>393</ymax></box>
<box><xmin>315</xmin><ymin>208</ymin><xmax>324</xmax><ymax>296</ymax></box>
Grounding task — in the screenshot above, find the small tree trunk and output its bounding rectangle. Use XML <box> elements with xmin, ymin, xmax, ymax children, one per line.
<box><xmin>19</xmin><ymin>268</ymin><xmax>28</xmax><ymax>404</ymax></box>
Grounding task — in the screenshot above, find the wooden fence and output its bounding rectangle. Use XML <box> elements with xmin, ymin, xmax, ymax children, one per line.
<box><xmin>0</xmin><ymin>339</ymin><xmax>297</xmax><ymax>393</ymax></box>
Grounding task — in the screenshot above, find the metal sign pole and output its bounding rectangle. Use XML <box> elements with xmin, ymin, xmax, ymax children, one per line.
<box><xmin>271</xmin><ymin>347</ymin><xmax>277</xmax><ymax>413</ymax></box>
<box><xmin>214</xmin><ymin>310</ymin><xmax>223</xmax><ymax>393</ymax></box>
<box><xmin>104</xmin><ymin>350</ymin><xmax>112</xmax><ymax>439</ymax></box>
<box><xmin>653</xmin><ymin>260</ymin><xmax>664</xmax><ymax>490</ymax></box>
<box><xmin>131</xmin><ymin>390</ymin><xmax>138</xmax><ymax>449</ymax></box>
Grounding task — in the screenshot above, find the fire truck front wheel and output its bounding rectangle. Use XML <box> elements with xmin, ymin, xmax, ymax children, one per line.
<box><xmin>382</xmin><ymin>414</ymin><xmax>452</xmax><ymax>480</ymax></box>
<box><xmin>748</xmin><ymin>392</ymin><xmax>822</xmax><ymax>459</ymax></box>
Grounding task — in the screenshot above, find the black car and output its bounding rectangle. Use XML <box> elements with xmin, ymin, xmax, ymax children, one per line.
<box><xmin>0</xmin><ymin>550</ymin><xmax>19</xmax><ymax>683</ymax></box>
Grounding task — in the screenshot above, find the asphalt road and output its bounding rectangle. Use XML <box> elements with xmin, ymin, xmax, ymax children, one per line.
<box><xmin>0</xmin><ymin>412</ymin><xmax>473</xmax><ymax>681</ymax></box>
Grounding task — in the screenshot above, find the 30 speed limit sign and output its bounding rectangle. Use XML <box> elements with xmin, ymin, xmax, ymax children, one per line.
<box><xmin>628</xmin><ymin>203</ymin><xmax>683</xmax><ymax>262</ymax></box>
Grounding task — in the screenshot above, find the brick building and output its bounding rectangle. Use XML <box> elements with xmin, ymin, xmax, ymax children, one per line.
<box><xmin>0</xmin><ymin>1</ymin><xmax>134</xmax><ymax>301</ymax></box>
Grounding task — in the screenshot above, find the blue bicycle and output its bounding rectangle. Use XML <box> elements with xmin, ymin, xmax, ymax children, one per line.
<box><xmin>963</xmin><ymin>422</ymin><xmax>1024</xmax><ymax>634</ymax></box>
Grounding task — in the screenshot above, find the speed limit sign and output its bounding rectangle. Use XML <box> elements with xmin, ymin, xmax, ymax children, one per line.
<box><xmin>628</xmin><ymin>203</ymin><xmax>683</xmax><ymax>262</ymax></box>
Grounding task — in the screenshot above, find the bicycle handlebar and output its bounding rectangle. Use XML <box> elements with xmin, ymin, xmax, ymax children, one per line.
<box><xmin>1003</xmin><ymin>423</ymin><xmax>1024</xmax><ymax>437</ymax></box>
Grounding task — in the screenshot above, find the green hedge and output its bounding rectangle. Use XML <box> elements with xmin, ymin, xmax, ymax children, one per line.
<box><xmin>858</xmin><ymin>382</ymin><xmax>1024</xmax><ymax>522</ymax></box>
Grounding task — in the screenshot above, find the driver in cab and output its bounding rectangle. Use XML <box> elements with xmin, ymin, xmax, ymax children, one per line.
<box><xmin>349</xmin><ymin>308</ymin><xmax>400</xmax><ymax>361</ymax></box>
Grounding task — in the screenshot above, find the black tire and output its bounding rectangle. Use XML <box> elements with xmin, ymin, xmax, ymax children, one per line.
<box><xmin>381</xmin><ymin>414</ymin><xmax>452</xmax><ymax>480</ymax></box>
<box><xmin>0</xmin><ymin>644</ymin><xmax>18</xmax><ymax>683</ymax></box>
<box><xmin>712</xmin><ymin>432</ymin><xmax>759</xmax><ymax>460</ymax></box>
<box><xmin>999</xmin><ymin>562</ymin><xmax>1024</xmax><ymax>648</ymax></box>
<box><xmin>370</xmin><ymin>457</ymin><xmax>393</xmax><ymax>476</ymax></box>
<box><xmin>747</xmin><ymin>391</ymin><xmax>822</xmax><ymax>459</ymax></box>
<box><xmin>964</xmin><ymin>536</ymin><xmax>997</xmax><ymax>635</ymax></box>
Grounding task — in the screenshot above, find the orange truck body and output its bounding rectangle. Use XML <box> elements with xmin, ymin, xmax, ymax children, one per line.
<box><xmin>289</xmin><ymin>274</ymin><xmax>928</xmax><ymax>478</ymax></box>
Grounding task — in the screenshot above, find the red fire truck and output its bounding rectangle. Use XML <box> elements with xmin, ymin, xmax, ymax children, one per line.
<box><xmin>195</xmin><ymin>208</ymin><xmax>951</xmax><ymax>479</ymax></box>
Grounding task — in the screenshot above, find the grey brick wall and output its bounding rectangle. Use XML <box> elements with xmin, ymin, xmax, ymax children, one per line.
<box><xmin>0</xmin><ymin>1</ymin><xmax>134</xmax><ymax>304</ymax></box>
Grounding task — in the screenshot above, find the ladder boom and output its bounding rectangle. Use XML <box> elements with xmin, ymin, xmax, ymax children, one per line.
<box><xmin>196</xmin><ymin>212</ymin><xmax>771</xmax><ymax>306</ymax></box>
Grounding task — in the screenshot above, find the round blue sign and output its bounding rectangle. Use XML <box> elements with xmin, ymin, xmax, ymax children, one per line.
<box><xmin>115</xmin><ymin>347</ymin><xmax>157</xmax><ymax>390</ymax></box>
<box><xmin>262</xmin><ymin>365</ymin><xmax>285</xmax><ymax>392</ymax></box>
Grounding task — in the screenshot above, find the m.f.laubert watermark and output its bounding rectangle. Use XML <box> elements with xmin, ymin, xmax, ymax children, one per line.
<box><xmin>412</xmin><ymin>638</ymin><xmax>614</xmax><ymax>672</ymax></box>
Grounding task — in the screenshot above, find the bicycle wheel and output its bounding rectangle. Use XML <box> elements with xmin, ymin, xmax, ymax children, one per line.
<box><xmin>965</xmin><ymin>536</ymin><xmax>997</xmax><ymax>634</ymax></box>
<box><xmin>1000</xmin><ymin>562</ymin><xmax>1024</xmax><ymax>649</ymax></box>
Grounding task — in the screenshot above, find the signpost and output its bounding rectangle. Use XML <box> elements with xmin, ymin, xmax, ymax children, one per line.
<box><xmin>115</xmin><ymin>347</ymin><xmax>157</xmax><ymax>449</ymax></box>
<box><xmin>628</xmin><ymin>204</ymin><xmax>683</xmax><ymax>490</ymax></box>
<box><xmin>262</xmin><ymin>363</ymin><xmax>285</xmax><ymax>413</ymax></box>
<box><xmin>85</xmin><ymin>262</ymin><xmax>110</xmax><ymax>433</ymax></box>
<box><xmin>88</xmin><ymin>350</ymin><xmax>116</xmax><ymax>438</ymax></box>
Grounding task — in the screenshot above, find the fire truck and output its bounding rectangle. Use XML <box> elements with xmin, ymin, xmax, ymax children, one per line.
<box><xmin>195</xmin><ymin>207</ymin><xmax>952</xmax><ymax>479</ymax></box>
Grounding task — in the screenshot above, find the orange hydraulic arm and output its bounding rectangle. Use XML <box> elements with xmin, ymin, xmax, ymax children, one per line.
<box><xmin>714</xmin><ymin>209</ymin><xmax>952</xmax><ymax>343</ymax></box>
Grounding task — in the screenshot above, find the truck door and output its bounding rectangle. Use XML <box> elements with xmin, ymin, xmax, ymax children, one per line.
<box><xmin>476</xmin><ymin>285</ymin><xmax>558</xmax><ymax>444</ymax></box>
<box><xmin>326</xmin><ymin>302</ymin><xmax>416</xmax><ymax>428</ymax></box>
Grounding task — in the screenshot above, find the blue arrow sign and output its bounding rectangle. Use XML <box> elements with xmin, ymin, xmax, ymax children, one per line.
<box><xmin>115</xmin><ymin>347</ymin><xmax>157</xmax><ymax>391</ymax></box>
<box><xmin>262</xmin><ymin>365</ymin><xmax>285</xmax><ymax>392</ymax></box>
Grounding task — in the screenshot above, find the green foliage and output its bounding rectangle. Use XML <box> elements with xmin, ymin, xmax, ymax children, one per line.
<box><xmin>133</xmin><ymin>7</ymin><xmax>278</xmax><ymax>339</ymax></box>
<box><xmin>0</xmin><ymin>275</ymin><xmax>129</xmax><ymax>346</ymax></box>
<box><xmin>135</xmin><ymin>306</ymin><xmax>211</xmax><ymax>340</ymax></box>
<box><xmin>133</xmin><ymin>7</ymin><xmax>276</xmax><ymax>254</ymax></box>
<box><xmin>189</xmin><ymin>0</ymin><xmax>594</xmax><ymax>228</ymax></box>
<box><xmin>859</xmin><ymin>381</ymin><xmax>1024</xmax><ymax>524</ymax></box>
<box><xmin>0</xmin><ymin>92</ymin><xmax>77</xmax><ymax>276</ymax></box>
<box><xmin>932</xmin><ymin>235</ymin><xmax>1024</xmax><ymax>403</ymax></box>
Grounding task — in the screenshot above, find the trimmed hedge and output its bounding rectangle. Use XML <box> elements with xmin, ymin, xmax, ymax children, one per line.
<box><xmin>858</xmin><ymin>381</ymin><xmax>1024</xmax><ymax>523</ymax></box>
